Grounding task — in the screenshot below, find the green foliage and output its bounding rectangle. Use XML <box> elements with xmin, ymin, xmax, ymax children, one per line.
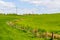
<box><xmin>0</xmin><ymin>14</ymin><xmax>44</xmax><ymax>40</ymax></box>
<box><xmin>15</xmin><ymin>13</ymin><xmax>60</xmax><ymax>32</ymax></box>
<box><xmin>0</xmin><ymin>13</ymin><xmax>60</xmax><ymax>40</ymax></box>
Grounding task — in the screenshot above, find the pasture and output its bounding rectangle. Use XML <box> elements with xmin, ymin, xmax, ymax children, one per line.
<box><xmin>0</xmin><ymin>13</ymin><xmax>60</xmax><ymax>40</ymax></box>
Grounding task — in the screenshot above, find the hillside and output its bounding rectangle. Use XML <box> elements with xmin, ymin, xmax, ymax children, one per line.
<box><xmin>0</xmin><ymin>13</ymin><xmax>60</xmax><ymax>40</ymax></box>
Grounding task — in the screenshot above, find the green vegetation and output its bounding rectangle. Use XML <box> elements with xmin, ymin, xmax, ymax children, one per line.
<box><xmin>0</xmin><ymin>13</ymin><xmax>60</xmax><ymax>40</ymax></box>
<box><xmin>15</xmin><ymin>14</ymin><xmax>60</xmax><ymax>33</ymax></box>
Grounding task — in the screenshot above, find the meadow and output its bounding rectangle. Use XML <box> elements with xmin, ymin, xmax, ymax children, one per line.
<box><xmin>0</xmin><ymin>13</ymin><xmax>60</xmax><ymax>40</ymax></box>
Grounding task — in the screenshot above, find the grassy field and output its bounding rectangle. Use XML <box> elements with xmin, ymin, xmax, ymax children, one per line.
<box><xmin>0</xmin><ymin>13</ymin><xmax>60</xmax><ymax>40</ymax></box>
<box><xmin>14</xmin><ymin>14</ymin><xmax>60</xmax><ymax>32</ymax></box>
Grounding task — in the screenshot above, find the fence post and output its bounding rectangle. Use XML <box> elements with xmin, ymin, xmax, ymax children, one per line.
<box><xmin>52</xmin><ymin>32</ymin><xmax>54</xmax><ymax>40</ymax></box>
<box><xmin>50</xmin><ymin>32</ymin><xmax>54</xmax><ymax>40</ymax></box>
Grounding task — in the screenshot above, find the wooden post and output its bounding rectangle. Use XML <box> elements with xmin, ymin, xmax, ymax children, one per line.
<box><xmin>52</xmin><ymin>32</ymin><xmax>54</xmax><ymax>40</ymax></box>
<box><xmin>50</xmin><ymin>32</ymin><xmax>54</xmax><ymax>40</ymax></box>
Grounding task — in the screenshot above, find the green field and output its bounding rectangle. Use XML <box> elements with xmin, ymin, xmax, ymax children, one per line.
<box><xmin>0</xmin><ymin>13</ymin><xmax>60</xmax><ymax>40</ymax></box>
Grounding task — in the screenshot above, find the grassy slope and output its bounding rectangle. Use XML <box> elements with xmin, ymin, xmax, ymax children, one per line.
<box><xmin>15</xmin><ymin>14</ymin><xmax>60</xmax><ymax>33</ymax></box>
<box><xmin>0</xmin><ymin>13</ymin><xmax>60</xmax><ymax>40</ymax></box>
<box><xmin>0</xmin><ymin>14</ymin><xmax>44</xmax><ymax>40</ymax></box>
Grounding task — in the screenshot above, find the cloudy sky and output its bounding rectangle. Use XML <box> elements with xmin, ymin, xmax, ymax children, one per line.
<box><xmin>0</xmin><ymin>0</ymin><xmax>60</xmax><ymax>14</ymax></box>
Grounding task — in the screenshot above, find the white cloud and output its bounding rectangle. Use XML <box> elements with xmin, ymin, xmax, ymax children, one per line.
<box><xmin>20</xmin><ymin>0</ymin><xmax>60</xmax><ymax>9</ymax></box>
<box><xmin>17</xmin><ymin>8</ymin><xmax>38</xmax><ymax>14</ymax></box>
<box><xmin>0</xmin><ymin>0</ymin><xmax>60</xmax><ymax>14</ymax></box>
<box><xmin>0</xmin><ymin>0</ymin><xmax>16</xmax><ymax>13</ymax></box>
<box><xmin>0</xmin><ymin>10</ymin><xmax>4</xmax><ymax>13</ymax></box>
<box><xmin>0</xmin><ymin>0</ymin><xmax>16</xmax><ymax>7</ymax></box>
<box><xmin>20</xmin><ymin>0</ymin><xmax>42</xmax><ymax>4</ymax></box>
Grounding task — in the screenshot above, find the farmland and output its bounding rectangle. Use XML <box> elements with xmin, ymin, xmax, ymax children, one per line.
<box><xmin>0</xmin><ymin>13</ymin><xmax>60</xmax><ymax>40</ymax></box>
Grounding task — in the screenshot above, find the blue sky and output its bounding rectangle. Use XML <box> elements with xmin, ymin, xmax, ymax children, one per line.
<box><xmin>0</xmin><ymin>0</ymin><xmax>60</xmax><ymax>14</ymax></box>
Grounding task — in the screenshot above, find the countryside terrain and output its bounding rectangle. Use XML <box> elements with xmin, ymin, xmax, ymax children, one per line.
<box><xmin>0</xmin><ymin>13</ymin><xmax>60</xmax><ymax>40</ymax></box>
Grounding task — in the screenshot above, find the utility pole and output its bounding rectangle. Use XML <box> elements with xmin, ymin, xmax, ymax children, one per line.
<box><xmin>16</xmin><ymin>6</ymin><xmax>17</xmax><ymax>14</ymax></box>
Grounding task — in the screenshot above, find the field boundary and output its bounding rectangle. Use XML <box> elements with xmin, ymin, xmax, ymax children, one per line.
<box><xmin>6</xmin><ymin>21</ymin><xmax>60</xmax><ymax>40</ymax></box>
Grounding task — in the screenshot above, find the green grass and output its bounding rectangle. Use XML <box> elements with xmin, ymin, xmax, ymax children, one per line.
<box><xmin>0</xmin><ymin>14</ymin><xmax>44</xmax><ymax>40</ymax></box>
<box><xmin>15</xmin><ymin>14</ymin><xmax>60</xmax><ymax>32</ymax></box>
<box><xmin>0</xmin><ymin>13</ymin><xmax>60</xmax><ymax>40</ymax></box>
